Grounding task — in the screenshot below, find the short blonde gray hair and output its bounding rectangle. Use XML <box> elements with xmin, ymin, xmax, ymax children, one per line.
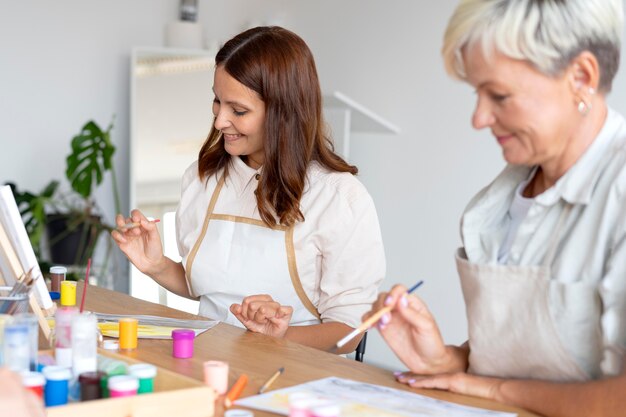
<box><xmin>442</xmin><ymin>0</ymin><xmax>624</xmax><ymax>92</ymax></box>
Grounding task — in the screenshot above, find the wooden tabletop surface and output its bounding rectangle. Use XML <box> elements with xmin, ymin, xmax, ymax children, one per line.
<box><xmin>78</xmin><ymin>282</ymin><xmax>540</xmax><ymax>417</ymax></box>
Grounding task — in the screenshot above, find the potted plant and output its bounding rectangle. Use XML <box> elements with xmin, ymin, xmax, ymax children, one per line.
<box><xmin>7</xmin><ymin>118</ymin><xmax>121</xmax><ymax>277</ymax></box>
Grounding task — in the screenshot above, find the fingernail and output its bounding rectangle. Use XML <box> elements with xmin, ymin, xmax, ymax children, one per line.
<box><xmin>380</xmin><ymin>313</ymin><xmax>391</xmax><ymax>325</ymax></box>
<box><xmin>385</xmin><ymin>295</ymin><xmax>393</xmax><ymax>305</ymax></box>
<box><xmin>408</xmin><ymin>379</ymin><xmax>416</xmax><ymax>384</ymax></box>
<box><xmin>377</xmin><ymin>322</ymin><xmax>386</xmax><ymax>331</ymax></box>
<box><xmin>400</xmin><ymin>295</ymin><xmax>408</xmax><ymax>308</ymax></box>
<box><xmin>393</xmin><ymin>371</ymin><xmax>402</xmax><ymax>376</ymax></box>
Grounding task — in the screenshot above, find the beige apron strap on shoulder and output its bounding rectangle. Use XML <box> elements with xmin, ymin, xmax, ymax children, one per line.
<box><xmin>185</xmin><ymin>174</ymin><xmax>226</xmax><ymax>294</ymax></box>
<box><xmin>285</xmin><ymin>226</ymin><xmax>321</xmax><ymax>321</ymax></box>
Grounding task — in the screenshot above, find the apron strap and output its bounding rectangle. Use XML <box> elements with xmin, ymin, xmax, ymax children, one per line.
<box><xmin>543</xmin><ymin>203</ymin><xmax>573</xmax><ymax>266</ymax></box>
<box><xmin>185</xmin><ymin>174</ymin><xmax>226</xmax><ymax>293</ymax></box>
<box><xmin>285</xmin><ymin>226</ymin><xmax>322</xmax><ymax>321</ymax></box>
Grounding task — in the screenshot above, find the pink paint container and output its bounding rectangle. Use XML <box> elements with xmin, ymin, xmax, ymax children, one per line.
<box><xmin>171</xmin><ymin>329</ymin><xmax>195</xmax><ymax>358</ymax></box>
<box><xmin>203</xmin><ymin>360</ymin><xmax>229</xmax><ymax>395</ymax></box>
<box><xmin>108</xmin><ymin>375</ymin><xmax>139</xmax><ymax>398</ymax></box>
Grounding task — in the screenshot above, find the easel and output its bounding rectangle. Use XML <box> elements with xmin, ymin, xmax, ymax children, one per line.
<box><xmin>0</xmin><ymin>187</ymin><xmax>54</xmax><ymax>341</ymax></box>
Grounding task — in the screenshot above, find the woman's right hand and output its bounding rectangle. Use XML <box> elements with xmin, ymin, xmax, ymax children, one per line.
<box><xmin>363</xmin><ymin>284</ymin><xmax>467</xmax><ymax>375</ymax></box>
<box><xmin>110</xmin><ymin>209</ymin><xmax>165</xmax><ymax>276</ymax></box>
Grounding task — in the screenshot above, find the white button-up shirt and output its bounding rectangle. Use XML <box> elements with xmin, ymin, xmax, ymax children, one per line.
<box><xmin>176</xmin><ymin>156</ymin><xmax>386</xmax><ymax>328</ymax></box>
<box><xmin>461</xmin><ymin>108</ymin><xmax>626</xmax><ymax>375</ymax></box>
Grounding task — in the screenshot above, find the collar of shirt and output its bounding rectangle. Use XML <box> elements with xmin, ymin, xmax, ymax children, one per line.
<box><xmin>536</xmin><ymin>107</ymin><xmax>622</xmax><ymax>206</ymax></box>
<box><xmin>228</xmin><ymin>156</ymin><xmax>262</xmax><ymax>196</ymax></box>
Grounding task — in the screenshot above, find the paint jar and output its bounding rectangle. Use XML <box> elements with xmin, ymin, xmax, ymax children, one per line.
<box><xmin>42</xmin><ymin>366</ymin><xmax>72</xmax><ymax>406</ymax></box>
<box><xmin>288</xmin><ymin>392</ymin><xmax>320</xmax><ymax>417</ymax></box>
<box><xmin>128</xmin><ymin>363</ymin><xmax>157</xmax><ymax>394</ymax></box>
<box><xmin>108</xmin><ymin>375</ymin><xmax>139</xmax><ymax>398</ymax></box>
<box><xmin>203</xmin><ymin>360</ymin><xmax>229</xmax><ymax>395</ymax></box>
<box><xmin>0</xmin><ymin>314</ymin><xmax>14</xmax><ymax>366</ymax></box>
<box><xmin>49</xmin><ymin>266</ymin><xmax>67</xmax><ymax>293</ymax></box>
<box><xmin>171</xmin><ymin>328</ymin><xmax>195</xmax><ymax>358</ymax></box>
<box><xmin>78</xmin><ymin>371</ymin><xmax>105</xmax><ymax>401</ymax></box>
<box><xmin>98</xmin><ymin>355</ymin><xmax>128</xmax><ymax>398</ymax></box>
<box><xmin>225</xmin><ymin>410</ymin><xmax>254</xmax><ymax>417</ymax></box>
<box><xmin>54</xmin><ymin>306</ymin><xmax>78</xmax><ymax>368</ymax></box>
<box><xmin>21</xmin><ymin>371</ymin><xmax>45</xmax><ymax>400</ymax></box>
<box><xmin>60</xmin><ymin>280</ymin><xmax>77</xmax><ymax>306</ymax></box>
<box><xmin>309</xmin><ymin>402</ymin><xmax>341</xmax><ymax>417</ymax></box>
<box><xmin>118</xmin><ymin>318</ymin><xmax>138</xmax><ymax>350</ymax></box>
<box><xmin>3</xmin><ymin>323</ymin><xmax>30</xmax><ymax>372</ymax></box>
<box><xmin>71</xmin><ymin>312</ymin><xmax>98</xmax><ymax>376</ymax></box>
<box><xmin>13</xmin><ymin>313</ymin><xmax>39</xmax><ymax>372</ymax></box>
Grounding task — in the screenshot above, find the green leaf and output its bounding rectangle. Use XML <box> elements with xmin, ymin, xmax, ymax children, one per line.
<box><xmin>65</xmin><ymin>120</ymin><xmax>116</xmax><ymax>199</ymax></box>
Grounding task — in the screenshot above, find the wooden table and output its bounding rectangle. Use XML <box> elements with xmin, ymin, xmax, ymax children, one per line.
<box><xmin>80</xmin><ymin>283</ymin><xmax>539</xmax><ymax>417</ymax></box>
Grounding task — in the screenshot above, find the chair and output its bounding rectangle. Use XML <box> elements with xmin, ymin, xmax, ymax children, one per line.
<box><xmin>354</xmin><ymin>332</ymin><xmax>367</xmax><ymax>362</ymax></box>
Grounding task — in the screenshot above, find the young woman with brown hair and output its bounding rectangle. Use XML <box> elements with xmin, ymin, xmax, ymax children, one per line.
<box><xmin>113</xmin><ymin>26</ymin><xmax>385</xmax><ymax>353</ymax></box>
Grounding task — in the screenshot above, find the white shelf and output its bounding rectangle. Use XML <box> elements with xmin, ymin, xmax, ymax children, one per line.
<box><xmin>323</xmin><ymin>91</ymin><xmax>401</xmax><ymax>134</ymax></box>
<box><xmin>322</xmin><ymin>91</ymin><xmax>400</xmax><ymax>159</ymax></box>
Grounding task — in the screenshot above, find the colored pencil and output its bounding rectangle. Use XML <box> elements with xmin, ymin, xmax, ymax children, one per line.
<box><xmin>258</xmin><ymin>367</ymin><xmax>284</xmax><ymax>394</ymax></box>
<box><xmin>335</xmin><ymin>280</ymin><xmax>424</xmax><ymax>349</ymax></box>
<box><xmin>224</xmin><ymin>374</ymin><xmax>249</xmax><ymax>408</ymax></box>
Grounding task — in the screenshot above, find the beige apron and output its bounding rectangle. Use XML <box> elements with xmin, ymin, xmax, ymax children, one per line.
<box><xmin>185</xmin><ymin>175</ymin><xmax>320</xmax><ymax>327</ymax></box>
<box><xmin>456</xmin><ymin>204</ymin><xmax>602</xmax><ymax>381</ymax></box>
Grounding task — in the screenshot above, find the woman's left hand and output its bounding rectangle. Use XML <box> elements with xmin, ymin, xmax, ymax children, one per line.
<box><xmin>230</xmin><ymin>294</ymin><xmax>293</xmax><ymax>338</ymax></box>
<box><xmin>395</xmin><ymin>371</ymin><xmax>505</xmax><ymax>402</ymax></box>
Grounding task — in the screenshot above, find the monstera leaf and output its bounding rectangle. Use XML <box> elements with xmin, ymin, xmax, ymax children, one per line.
<box><xmin>66</xmin><ymin>120</ymin><xmax>115</xmax><ymax>199</ymax></box>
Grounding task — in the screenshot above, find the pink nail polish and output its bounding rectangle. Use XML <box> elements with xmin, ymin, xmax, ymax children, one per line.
<box><xmin>400</xmin><ymin>295</ymin><xmax>408</xmax><ymax>308</ymax></box>
<box><xmin>385</xmin><ymin>295</ymin><xmax>393</xmax><ymax>305</ymax></box>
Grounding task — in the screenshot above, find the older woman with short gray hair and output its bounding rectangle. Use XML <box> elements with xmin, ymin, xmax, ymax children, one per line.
<box><xmin>365</xmin><ymin>1</ymin><xmax>626</xmax><ymax>416</ymax></box>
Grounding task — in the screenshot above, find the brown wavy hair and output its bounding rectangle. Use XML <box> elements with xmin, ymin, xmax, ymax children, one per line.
<box><xmin>198</xmin><ymin>26</ymin><xmax>357</xmax><ymax>227</ymax></box>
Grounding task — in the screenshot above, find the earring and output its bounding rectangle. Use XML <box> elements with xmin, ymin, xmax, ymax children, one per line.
<box><xmin>578</xmin><ymin>100</ymin><xmax>591</xmax><ymax>115</ymax></box>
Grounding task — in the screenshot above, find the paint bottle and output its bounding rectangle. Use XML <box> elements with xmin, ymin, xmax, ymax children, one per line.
<box><xmin>78</xmin><ymin>371</ymin><xmax>105</xmax><ymax>401</ymax></box>
<box><xmin>49</xmin><ymin>266</ymin><xmax>67</xmax><ymax>293</ymax></box>
<box><xmin>98</xmin><ymin>355</ymin><xmax>128</xmax><ymax>398</ymax></box>
<box><xmin>118</xmin><ymin>318</ymin><xmax>138</xmax><ymax>350</ymax></box>
<box><xmin>71</xmin><ymin>312</ymin><xmax>98</xmax><ymax>376</ymax></box>
<box><xmin>54</xmin><ymin>306</ymin><xmax>78</xmax><ymax>368</ymax></box>
<box><xmin>203</xmin><ymin>360</ymin><xmax>229</xmax><ymax>395</ymax></box>
<box><xmin>0</xmin><ymin>314</ymin><xmax>14</xmax><ymax>366</ymax></box>
<box><xmin>20</xmin><ymin>371</ymin><xmax>46</xmax><ymax>400</ymax></box>
<box><xmin>128</xmin><ymin>363</ymin><xmax>157</xmax><ymax>394</ymax></box>
<box><xmin>42</xmin><ymin>366</ymin><xmax>72</xmax><ymax>406</ymax></box>
<box><xmin>309</xmin><ymin>402</ymin><xmax>341</xmax><ymax>417</ymax></box>
<box><xmin>60</xmin><ymin>280</ymin><xmax>77</xmax><ymax>306</ymax></box>
<box><xmin>3</xmin><ymin>323</ymin><xmax>30</xmax><ymax>372</ymax></box>
<box><xmin>171</xmin><ymin>329</ymin><xmax>195</xmax><ymax>358</ymax></box>
<box><xmin>13</xmin><ymin>313</ymin><xmax>39</xmax><ymax>371</ymax></box>
<box><xmin>108</xmin><ymin>375</ymin><xmax>139</xmax><ymax>398</ymax></box>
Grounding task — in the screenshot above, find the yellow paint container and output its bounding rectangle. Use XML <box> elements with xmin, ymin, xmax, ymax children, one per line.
<box><xmin>59</xmin><ymin>281</ymin><xmax>77</xmax><ymax>306</ymax></box>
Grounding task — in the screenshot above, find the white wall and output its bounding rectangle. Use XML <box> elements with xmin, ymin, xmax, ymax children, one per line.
<box><xmin>1</xmin><ymin>0</ymin><xmax>625</xmax><ymax>370</ymax></box>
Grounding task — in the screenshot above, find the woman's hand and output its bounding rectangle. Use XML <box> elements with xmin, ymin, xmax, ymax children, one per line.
<box><xmin>395</xmin><ymin>370</ymin><xmax>505</xmax><ymax>402</ymax></box>
<box><xmin>364</xmin><ymin>284</ymin><xmax>467</xmax><ymax>374</ymax></box>
<box><xmin>110</xmin><ymin>209</ymin><xmax>165</xmax><ymax>276</ymax></box>
<box><xmin>0</xmin><ymin>368</ymin><xmax>46</xmax><ymax>417</ymax></box>
<box><xmin>230</xmin><ymin>294</ymin><xmax>293</xmax><ymax>339</ymax></box>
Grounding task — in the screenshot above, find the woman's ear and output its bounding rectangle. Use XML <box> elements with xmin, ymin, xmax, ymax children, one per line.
<box><xmin>568</xmin><ymin>50</ymin><xmax>600</xmax><ymax>94</ymax></box>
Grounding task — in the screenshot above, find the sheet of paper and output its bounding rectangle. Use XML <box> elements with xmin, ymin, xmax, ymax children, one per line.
<box><xmin>235</xmin><ymin>377</ymin><xmax>517</xmax><ymax>417</ymax></box>
<box><xmin>95</xmin><ymin>312</ymin><xmax>218</xmax><ymax>339</ymax></box>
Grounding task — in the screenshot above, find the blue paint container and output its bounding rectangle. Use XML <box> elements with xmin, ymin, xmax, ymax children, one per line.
<box><xmin>42</xmin><ymin>366</ymin><xmax>72</xmax><ymax>406</ymax></box>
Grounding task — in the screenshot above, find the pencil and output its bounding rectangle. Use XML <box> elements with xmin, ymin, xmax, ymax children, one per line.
<box><xmin>335</xmin><ymin>280</ymin><xmax>424</xmax><ymax>349</ymax></box>
<box><xmin>224</xmin><ymin>374</ymin><xmax>248</xmax><ymax>408</ymax></box>
<box><xmin>117</xmin><ymin>218</ymin><xmax>160</xmax><ymax>230</ymax></box>
<box><xmin>258</xmin><ymin>367</ymin><xmax>284</xmax><ymax>394</ymax></box>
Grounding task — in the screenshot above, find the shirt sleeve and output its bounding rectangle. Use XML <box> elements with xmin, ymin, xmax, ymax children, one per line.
<box><xmin>315</xmin><ymin>177</ymin><xmax>386</xmax><ymax>328</ymax></box>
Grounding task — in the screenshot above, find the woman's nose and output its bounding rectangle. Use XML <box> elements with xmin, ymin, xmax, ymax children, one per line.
<box><xmin>471</xmin><ymin>98</ymin><xmax>496</xmax><ymax>130</ymax></box>
<box><xmin>213</xmin><ymin>109</ymin><xmax>231</xmax><ymax>130</ymax></box>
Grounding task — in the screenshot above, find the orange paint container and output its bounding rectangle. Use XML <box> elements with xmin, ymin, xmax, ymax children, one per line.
<box><xmin>118</xmin><ymin>318</ymin><xmax>138</xmax><ymax>350</ymax></box>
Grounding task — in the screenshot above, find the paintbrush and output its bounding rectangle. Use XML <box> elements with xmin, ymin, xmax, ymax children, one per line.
<box><xmin>334</xmin><ymin>280</ymin><xmax>424</xmax><ymax>350</ymax></box>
